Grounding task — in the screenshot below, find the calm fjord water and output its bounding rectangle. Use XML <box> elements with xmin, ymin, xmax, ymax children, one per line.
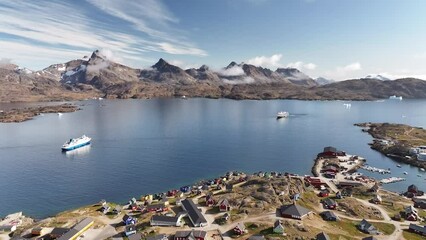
<box><xmin>1</xmin><ymin>99</ymin><xmax>426</xmax><ymax>218</ymax></box>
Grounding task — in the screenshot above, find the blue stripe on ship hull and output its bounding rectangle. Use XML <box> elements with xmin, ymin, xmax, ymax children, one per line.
<box><xmin>61</xmin><ymin>141</ymin><xmax>91</xmax><ymax>151</ymax></box>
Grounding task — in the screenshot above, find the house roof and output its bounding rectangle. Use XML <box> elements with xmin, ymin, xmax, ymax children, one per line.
<box><xmin>146</xmin><ymin>234</ymin><xmax>167</xmax><ymax>240</ymax></box>
<box><xmin>50</xmin><ymin>228</ymin><xmax>70</xmax><ymax>236</ymax></box>
<box><xmin>408</xmin><ymin>184</ymin><xmax>418</xmax><ymax>190</ymax></box>
<box><xmin>181</xmin><ymin>199</ymin><xmax>207</xmax><ymax>226</ymax></box>
<box><xmin>248</xmin><ymin>235</ymin><xmax>265</xmax><ymax>240</ymax></box>
<box><xmin>126</xmin><ymin>225</ymin><xmax>136</xmax><ymax>232</ymax></box>
<box><xmin>324</xmin><ymin>166</ymin><xmax>338</xmax><ymax>171</ymax></box>
<box><xmin>362</xmin><ymin>237</ymin><xmax>378</xmax><ymax>240</ymax></box>
<box><xmin>359</xmin><ymin>219</ymin><xmax>375</xmax><ymax>230</ymax></box>
<box><xmin>128</xmin><ymin>233</ymin><xmax>142</xmax><ymax>240</ymax></box>
<box><xmin>413</xmin><ymin>198</ymin><xmax>426</xmax><ymax>204</ymax></box>
<box><xmin>405</xmin><ymin>205</ymin><xmax>418</xmax><ymax>214</ymax></box>
<box><xmin>322</xmin><ymin>198</ymin><xmax>336</xmax><ymax>206</ymax></box>
<box><xmin>316</xmin><ymin>232</ymin><xmax>331</xmax><ymax>240</ymax></box>
<box><xmin>409</xmin><ymin>223</ymin><xmax>426</xmax><ymax>234</ymax></box>
<box><xmin>324</xmin><ymin>146</ymin><xmax>337</xmax><ymax>153</ymax></box>
<box><xmin>73</xmin><ymin>218</ymin><xmax>93</xmax><ymax>232</ymax></box>
<box><xmin>175</xmin><ymin>230</ymin><xmax>207</xmax><ymax>239</ymax></box>
<box><xmin>280</xmin><ymin>204</ymin><xmax>312</xmax><ymax>218</ymax></box>
<box><xmin>321</xmin><ymin>211</ymin><xmax>337</xmax><ymax>219</ymax></box>
<box><xmin>235</xmin><ymin>223</ymin><xmax>245</xmax><ymax>231</ymax></box>
<box><xmin>151</xmin><ymin>215</ymin><xmax>179</xmax><ymax>224</ymax></box>
<box><xmin>147</xmin><ymin>202</ymin><xmax>166</xmax><ymax>209</ymax></box>
<box><xmin>219</xmin><ymin>198</ymin><xmax>230</xmax><ymax>206</ymax></box>
<box><xmin>274</xmin><ymin>220</ymin><xmax>283</xmax><ymax>228</ymax></box>
<box><xmin>57</xmin><ymin>229</ymin><xmax>79</xmax><ymax>240</ymax></box>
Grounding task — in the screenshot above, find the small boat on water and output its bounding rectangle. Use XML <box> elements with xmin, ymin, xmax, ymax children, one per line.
<box><xmin>276</xmin><ymin>111</ymin><xmax>289</xmax><ymax>119</ymax></box>
<box><xmin>420</xmin><ymin>168</ymin><xmax>425</xmax><ymax>172</ymax></box>
<box><xmin>397</xmin><ymin>164</ymin><xmax>402</xmax><ymax>168</ymax></box>
<box><xmin>403</xmin><ymin>171</ymin><xmax>408</xmax><ymax>175</ymax></box>
<box><xmin>389</xmin><ymin>95</ymin><xmax>403</xmax><ymax>100</ymax></box>
<box><xmin>57</xmin><ymin>113</ymin><xmax>63</xmax><ymax>116</ymax></box>
<box><xmin>62</xmin><ymin>135</ymin><xmax>91</xmax><ymax>151</ymax></box>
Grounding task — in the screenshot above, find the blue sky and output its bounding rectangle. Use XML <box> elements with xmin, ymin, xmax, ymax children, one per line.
<box><xmin>0</xmin><ymin>0</ymin><xmax>425</xmax><ymax>80</ymax></box>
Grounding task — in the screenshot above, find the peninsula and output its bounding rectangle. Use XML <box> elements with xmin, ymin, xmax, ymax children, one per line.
<box><xmin>0</xmin><ymin>104</ymin><xmax>79</xmax><ymax>123</ymax></box>
<box><xmin>356</xmin><ymin>122</ymin><xmax>426</xmax><ymax>169</ymax></box>
<box><xmin>2</xmin><ymin>147</ymin><xmax>426</xmax><ymax>240</ymax></box>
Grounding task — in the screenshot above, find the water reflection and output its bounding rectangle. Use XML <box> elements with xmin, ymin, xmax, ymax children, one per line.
<box><xmin>64</xmin><ymin>145</ymin><xmax>91</xmax><ymax>158</ymax></box>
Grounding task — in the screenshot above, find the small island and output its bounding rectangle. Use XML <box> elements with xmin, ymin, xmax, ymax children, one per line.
<box><xmin>355</xmin><ymin>122</ymin><xmax>426</xmax><ymax>169</ymax></box>
<box><xmin>0</xmin><ymin>104</ymin><xmax>80</xmax><ymax>123</ymax></box>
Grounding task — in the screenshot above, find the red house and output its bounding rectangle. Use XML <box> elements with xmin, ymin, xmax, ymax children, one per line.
<box><xmin>219</xmin><ymin>198</ymin><xmax>231</xmax><ymax>212</ymax></box>
<box><xmin>319</xmin><ymin>190</ymin><xmax>329</xmax><ymax>197</ymax></box>
<box><xmin>146</xmin><ymin>203</ymin><xmax>167</xmax><ymax>212</ymax></box>
<box><xmin>233</xmin><ymin>223</ymin><xmax>246</xmax><ymax>235</ymax></box>
<box><xmin>206</xmin><ymin>195</ymin><xmax>215</xmax><ymax>207</ymax></box>
<box><xmin>317</xmin><ymin>146</ymin><xmax>346</xmax><ymax>158</ymax></box>
<box><xmin>167</xmin><ymin>190</ymin><xmax>178</xmax><ymax>197</ymax></box>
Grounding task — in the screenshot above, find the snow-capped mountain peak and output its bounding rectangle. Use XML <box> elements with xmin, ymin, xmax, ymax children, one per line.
<box><xmin>364</xmin><ymin>74</ymin><xmax>390</xmax><ymax>81</ymax></box>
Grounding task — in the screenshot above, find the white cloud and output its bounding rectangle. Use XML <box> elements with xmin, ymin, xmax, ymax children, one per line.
<box><xmin>168</xmin><ymin>60</ymin><xmax>199</xmax><ymax>70</ymax></box>
<box><xmin>217</xmin><ymin>66</ymin><xmax>245</xmax><ymax>77</ymax></box>
<box><xmin>0</xmin><ymin>0</ymin><xmax>206</xmax><ymax>70</ymax></box>
<box><xmin>222</xmin><ymin>77</ymin><xmax>255</xmax><ymax>84</ymax></box>
<box><xmin>157</xmin><ymin>43</ymin><xmax>207</xmax><ymax>56</ymax></box>
<box><xmin>303</xmin><ymin>63</ymin><xmax>317</xmax><ymax>70</ymax></box>
<box><xmin>342</xmin><ymin>62</ymin><xmax>361</xmax><ymax>71</ymax></box>
<box><xmin>247</xmin><ymin>54</ymin><xmax>283</xmax><ymax>68</ymax></box>
<box><xmin>287</xmin><ymin>61</ymin><xmax>317</xmax><ymax>70</ymax></box>
<box><xmin>247</xmin><ymin>54</ymin><xmax>317</xmax><ymax>71</ymax></box>
<box><xmin>324</xmin><ymin>62</ymin><xmax>362</xmax><ymax>80</ymax></box>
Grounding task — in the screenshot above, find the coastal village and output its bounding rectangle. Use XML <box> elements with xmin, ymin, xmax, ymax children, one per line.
<box><xmin>1</xmin><ymin>143</ymin><xmax>426</xmax><ymax>240</ymax></box>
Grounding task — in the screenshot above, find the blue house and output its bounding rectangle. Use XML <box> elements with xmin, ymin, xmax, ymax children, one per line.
<box><xmin>180</xmin><ymin>186</ymin><xmax>191</xmax><ymax>193</ymax></box>
<box><xmin>123</xmin><ymin>215</ymin><xmax>137</xmax><ymax>225</ymax></box>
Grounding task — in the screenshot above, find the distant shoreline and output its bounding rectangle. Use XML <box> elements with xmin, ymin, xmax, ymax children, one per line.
<box><xmin>0</xmin><ymin>103</ymin><xmax>79</xmax><ymax>123</ymax></box>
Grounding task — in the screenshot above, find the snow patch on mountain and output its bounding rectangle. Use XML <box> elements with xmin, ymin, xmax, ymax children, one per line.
<box><xmin>364</xmin><ymin>74</ymin><xmax>390</xmax><ymax>81</ymax></box>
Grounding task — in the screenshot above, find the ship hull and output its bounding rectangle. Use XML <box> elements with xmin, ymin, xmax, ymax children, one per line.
<box><xmin>61</xmin><ymin>141</ymin><xmax>91</xmax><ymax>151</ymax></box>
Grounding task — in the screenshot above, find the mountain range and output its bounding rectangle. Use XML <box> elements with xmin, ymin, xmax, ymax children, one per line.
<box><xmin>1</xmin><ymin>50</ymin><xmax>426</xmax><ymax>102</ymax></box>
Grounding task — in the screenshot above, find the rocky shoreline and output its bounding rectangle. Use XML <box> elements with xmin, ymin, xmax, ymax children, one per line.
<box><xmin>0</xmin><ymin>104</ymin><xmax>79</xmax><ymax>123</ymax></box>
<box><xmin>355</xmin><ymin>122</ymin><xmax>426</xmax><ymax>168</ymax></box>
<box><xmin>2</xmin><ymin>152</ymin><xmax>425</xmax><ymax>239</ymax></box>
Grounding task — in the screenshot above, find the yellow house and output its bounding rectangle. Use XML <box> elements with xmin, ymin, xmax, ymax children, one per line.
<box><xmin>57</xmin><ymin>218</ymin><xmax>94</xmax><ymax>240</ymax></box>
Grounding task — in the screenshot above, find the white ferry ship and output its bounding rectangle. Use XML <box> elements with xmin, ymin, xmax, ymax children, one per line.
<box><xmin>276</xmin><ymin>111</ymin><xmax>289</xmax><ymax>119</ymax></box>
<box><xmin>62</xmin><ymin>135</ymin><xmax>91</xmax><ymax>151</ymax></box>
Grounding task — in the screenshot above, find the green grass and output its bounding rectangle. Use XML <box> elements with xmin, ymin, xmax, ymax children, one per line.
<box><xmin>402</xmin><ymin>230</ymin><xmax>426</xmax><ymax>240</ymax></box>
<box><xmin>168</xmin><ymin>197</ymin><xmax>177</xmax><ymax>205</ymax></box>
<box><xmin>418</xmin><ymin>209</ymin><xmax>426</xmax><ymax>219</ymax></box>
<box><xmin>258</xmin><ymin>227</ymin><xmax>286</xmax><ymax>238</ymax></box>
<box><xmin>374</xmin><ymin>222</ymin><xmax>396</xmax><ymax>235</ymax></box>
<box><xmin>327</xmin><ymin>219</ymin><xmax>395</xmax><ymax>236</ymax></box>
<box><xmin>328</xmin><ymin>220</ymin><xmax>366</xmax><ymax>237</ymax></box>
<box><xmin>380</xmin><ymin>202</ymin><xmax>406</xmax><ymax>217</ymax></box>
<box><xmin>298</xmin><ymin>191</ymin><xmax>319</xmax><ymax>210</ymax></box>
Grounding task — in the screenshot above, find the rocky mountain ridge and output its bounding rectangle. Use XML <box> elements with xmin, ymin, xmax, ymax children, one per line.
<box><xmin>1</xmin><ymin>50</ymin><xmax>426</xmax><ymax>102</ymax></box>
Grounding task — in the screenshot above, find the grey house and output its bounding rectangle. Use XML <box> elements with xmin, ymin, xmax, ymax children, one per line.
<box><xmin>358</xmin><ymin>219</ymin><xmax>378</xmax><ymax>235</ymax></box>
<box><xmin>181</xmin><ymin>199</ymin><xmax>208</xmax><ymax>227</ymax></box>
